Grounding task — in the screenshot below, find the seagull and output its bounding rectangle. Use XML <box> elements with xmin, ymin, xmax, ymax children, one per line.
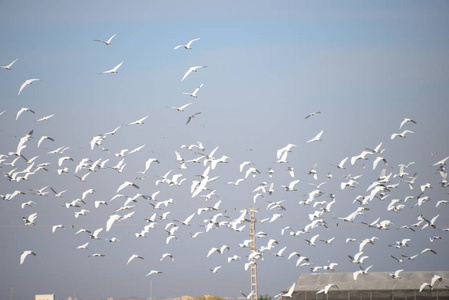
<box><xmin>168</xmin><ymin>102</ymin><xmax>192</xmax><ymax>111</ymax></box>
<box><xmin>98</xmin><ymin>62</ymin><xmax>123</xmax><ymax>75</ymax></box>
<box><xmin>389</xmin><ymin>269</ymin><xmax>404</xmax><ymax>279</ymax></box>
<box><xmin>182</xmin><ymin>83</ymin><xmax>204</xmax><ymax>98</ymax></box>
<box><xmin>181</xmin><ymin>66</ymin><xmax>207</xmax><ymax>81</ymax></box>
<box><xmin>399</xmin><ymin>118</ymin><xmax>417</xmax><ymax>129</ymax></box>
<box><xmin>208</xmin><ymin>266</ymin><xmax>222</xmax><ymax>273</ymax></box>
<box><xmin>93</xmin><ymin>33</ymin><xmax>117</xmax><ymax>45</ymax></box>
<box><xmin>127</xmin><ymin>254</ymin><xmax>144</xmax><ymax>265</ymax></box>
<box><xmin>306</xmin><ymin>130</ymin><xmax>324</xmax><ymax>143</ymax></box>
<box><xmin>391</xmin><ymin>130</ymin><xmax>414</xmax><ymax>140</ymax></box>
<box><xmin>117</xmin><ymin>181</ymin><xmax>139</xmax><ymax>192</ymax></box>
<box><xmin>186</xmin><ymin>112</ymin><xmax>201</xmax><ymax>125</ymax></box>
<box><xmin>332</xmin><ymin>157</ymin><xmax>348</xmax><ymax>169</ymax></box>
<box><xmin>353</xmin><ymin>265</ymin><xmax>373</xmax><ymax>280</ymax></box>
<box><xmin>37</xmin><ymin>136</ymin><xmax>55</xmax><ymax>148</ymax></box>
<box><xmin>51</xmin><ymin>224</ymin><xmax>65</xmax><ymax>233</ymax></box>
<box><xmin>23</xmin><ymin>213</ymin><xmax>37</xmax><ymax>226</ymax></box>
<box><xmin>174</xmin><ymin>38</ymin><xmax>200</xmax><ymax>50</ymax></box>
<box><xmin>317</xmin><ymin>283</ymin><xmax>338</xmax><ymax>294</ymax></box>
<box><xmin>74</xmin><ymin>242</ymin><xmax>89</xmax><ymax>250</ymax></box>
<box><xmin>146</xmin><ymin>270</ymin><xmax>162</xmax><ymax>276</ymax></box>
<box><xmin>20</xmin><ymin>250</ymin><xmax>36</xmax><ymax>264</ymax></box>
<box><xmin>18</xmin><ymin>79</ymin><xmax>41</xmax><ymax>95</ymax></box>
<box><xmin>283</xmin><ymin>282</ymin><xmax>296</xmax><ymax>297</ymax></box>
<box><xmin>35</xmin><ymin>114</ymin><xmax>55</xmax><ymax>122</ymax></box>
<box><xmin>160</xmin><ymin>253</ymin><xmax>174</xmax><ymax>262</ymax></box>
<box><xmin>1</xmin><ymin>58</ymin><xmax>18</xmax><ymax>70</ymax></box>
<box><xmin>128</xmin><ymin>115</ymin><xmax>148</xmax><ymax>125</ymax></box>
<box><xmin>305</xmin><ymin>111</ymin><xmax>321</xmax><ymax>119</ymax></box>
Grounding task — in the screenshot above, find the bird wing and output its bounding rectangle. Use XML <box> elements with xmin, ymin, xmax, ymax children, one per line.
<box><xmin>181</xmin><ymin>68</ymin><xmax>193</xmax><ymax>81</ymax></box>
<box><xmin>174</xmin><ymin>45</ymin><xmax>184</xmax><ymax>50</ymax></box>
<box><xmin>18</xmin><ymin>81</ymin><xmax>29</xmax><ymax>95</ymax></box>
<box><xmin>186</xmin><ymin>38</ymin><xmax>200</xmax><ymax>47</ymax></box>
<box><xmin>107</xmin><ymin>33</ymin><xmax>117</xmax><ymax>43</ymax></box>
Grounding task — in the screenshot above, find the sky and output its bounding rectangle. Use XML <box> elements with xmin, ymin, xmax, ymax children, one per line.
<box><xmin>1</xmin><ymin>1</ymin><xmax>449</xmax><ymax>299</ymax></box>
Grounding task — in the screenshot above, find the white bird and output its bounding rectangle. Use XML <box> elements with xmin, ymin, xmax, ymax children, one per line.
<box><xmin>117</xmin><ymin>181</ymin><xmax>139</xmax><ymax>193</ymax></box>
<box><xmin>283</xmin><ymin>282</ymin><xmax>296</xmax><ymax>297</ymax></box>
<box><xmin>399</xmin><ymin>118</ymin><xmax>417</xmax><ymax>129</ymax></box>
<box><xmin>181</xmin><ymin>66</ymin><xmax>207</xmax><ymax>81</ymax></box>
<box><xmin>146</xmin><ymin>270</ymin><xmax>162</xmax><ymax>276</ymax></box>
<box><xmin>21</xmin><ymin>201</ymin><xmax>37</xmax><ymax>209</ymax></box>
<box><xmin>389</xmin><ymin>269</ymin><xmax>404</xmax><ymax>279</ymax></box>
<box><xmin>305</xmin><ymin>111</ymin><xmax>321</xmax><ymax>119</ymax></box>
<box><xmin>98</xmin><ymin>61</ymin><xmax>123</xmax><ymax>75</ymax></box>
<box><xmin>353</xmin><ymin>265</ymin><xmax>373</xmax><ymax>280</ymax></box>
<box><xmin>317</xmin><ymin>283</ymin><xmax>338</xmax><ymax>294</ymax></box>
<box><xmin>186</xmin><ymin>112</ymin><xmax>201</xmax><ymax>125</ymax></box>
<box><xmin>35</xmin><ymin>114</ymin><xmax>55</xmax><ymax>122</ymax></box>
<box><xmin>127</xmin><ymin>254</ymin><xmax>144</xmax><ymax>265</ymax></box>
<box><xmin>168</xmin><ymin>102</ymin><xmax>192</xmax><ymax>111</ymax></box>
<box><xmin>127</xmin><ymin>115</ymin><xmax>148</xmax><ymax>125</ymax></box>
<box><xmin>1</xmin><ymin>58</ymin><xmax>18</xmax><ymax>70</ymax></box>
<box><xmin>37</xmin><ymin>136</ymin><xmax>55</xmax><ymax>148</ymax></box>
<box><xmin>175</xmin><ymin>213</ymin><xmax>195</xmax><ymax>226</ymax></box>
<box><xmin>282</xmin><ymin>179</ymin><xmax>300</xmax><ymax>192</ymax></box>
<box><xmin>20</xmin><ymin>250</ymin><xmax>36</xmax><ymax>264</ymax></box>
<box><xmin>74</xmin><ymin>242</ymin><xmax>89</xmax><ymax>250</ymax></box>
<box><xmin>182</xmin><ymin>83</ymin><xmax>204</xmax><ymax>98</ymax></box>
<box><xmin>305</xmin><ymin>234</ymin><xmax>319</xmax><ymax>247</ymax></box>
<box><xmin>306</xmin><ymin>130</ymin><xmax>324</xmax><ymax>143</ymax></box>
<box><xmin>174</xmin><ymin>38</ymin><xmax>200</xmax><ymax>50</ymax></box>
<box><xmin>18</xmin><ymin>79</ymin><xmax>41</xmax><ymax>95</ymax></box>
<box><xmin>23</xmin><ymin>213</ymin><xmax>37</xmax><ymax>226</ymax></box>
<box><xmin>94</xmin><ymin>33</ymin><xmax>117</xmax><ymax>45</ymax></box>
<box><xmin>16</xmin><ymin>107</ymin><xmax>36</xmax><ymax>120</ymax></box>
<box><xmin>391</xmin><ymin>130</ymin><xmax>414</xmax><ymax>140</ymax></box>
<box><xmin>209</xmin><ymin>266</ymin><xmax>222</xmax><ymax>273</ymax></box>
<box><xmin>51</xmin><ymin>224</ymin><xmax>64</xmax><ymax>233</ymax></box>
<box><xmin>89</xmin><ymin>228</ymin><xmax>103</xmax><ymax>240</ymax></box>
<box><xmin>160</xmin><ymin>253</ymin><xmax>174</xmax><ymax>262</ymax></box>
<box><xmin>332</xmin><ymin>157</ymin><xmax>348</xmax><ymax>169</ymax></box>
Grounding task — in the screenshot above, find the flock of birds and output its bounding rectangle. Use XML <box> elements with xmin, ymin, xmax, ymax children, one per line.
<box><xmin>1</xmin><ymin>33</ymin><xmax>449</xmax><ymax>298</ymax></box>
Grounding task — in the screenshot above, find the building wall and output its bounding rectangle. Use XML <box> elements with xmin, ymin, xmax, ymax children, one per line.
<box><xmin>35</xmin><ymin>294</ymin><xmax>55</xmax><ymax>300</ymax></box>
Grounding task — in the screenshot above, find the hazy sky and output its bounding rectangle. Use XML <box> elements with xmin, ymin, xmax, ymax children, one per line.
<box><xmin>1</xmin><ymin>1</ymin><xmax>449</xmax><ymax>299</ymax></box>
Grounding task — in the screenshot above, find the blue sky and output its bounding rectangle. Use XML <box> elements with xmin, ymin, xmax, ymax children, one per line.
<box><xmin>1</xmin><ymin>1</ymin><xmax>449</xmax><ymax>299</ymax></box>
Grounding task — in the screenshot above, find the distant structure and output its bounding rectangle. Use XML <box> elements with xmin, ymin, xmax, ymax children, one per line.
<box><xmin>35</xmin><ymin>294</ymin><xmax>55</xmax><ymax>300</ymax></box>
<box><xmin>288</xmin><ymin>271</ymin><xmax>449</xmax><ymax>300</ymax></box>
<box><xmin>249</xmin><ymin>209</ymin><xmax>258</xmax><ymax>300</ymax></box>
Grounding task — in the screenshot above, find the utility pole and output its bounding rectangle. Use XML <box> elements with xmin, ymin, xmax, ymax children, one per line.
<box><xmin>249</xmin><ymin>209</ymin><xmax>258</xmax><ymax>300</ymax></box>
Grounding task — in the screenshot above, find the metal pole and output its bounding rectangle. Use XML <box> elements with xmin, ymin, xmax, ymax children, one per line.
<box><xmin>249</xmin><ymin>210</ymin><xmax>259</xmax><ymax>300</ymax></box>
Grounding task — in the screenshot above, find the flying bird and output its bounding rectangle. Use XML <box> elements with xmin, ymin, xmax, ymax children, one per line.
<box><xmin>182</xmin><ymin>83</ymin><xmax>204</xmax><ymax>98</ymax></box>
<box><xmin>1</xmin><ymin>58</ymin><xmax>18</xmax><ymax>70</ymax></box>
<box><xmin>94</xmin><ymin>33</ymin><xmax>117</xmax><ymax>45</ymax></box>
<box><xmin>399</xmin><ymin>118</ymin><xmax>417</xmax><ymax>129</ymax></box>
<box><xmin>128</xmin><ymin>115</ymin><xmax>148</xmax><ymax>125</ymax></box>
<box><xmin>98</xmin><ymin>62</ymin><xmax>123</xmax><ymax>75</ymax></box>
<box><xmin>305</xmin><ymin>111</ymin><xmax>321</xmax><ymax>119</ymax></box>
<box><xmin>20</xmin><ymin>250</ymin><xmax>36</xmax><ymax>264</ymax></box>
<box><xmin>186</xmin><ymin>112</ymin><xmax>201</xmax><ymax>125</ymax></box>
<box><xmin>306</xmin><ymin>130</ymin><xmax>324</xmax><ymax>143</ymax></box>
<box><xmin>174</xmin><ymin>38</ymin><xmax>200</xmax><ymax>50</ymax></box>
<box><xmin>18</xmin><ymin>79</ymin><xmax>41</xmax><ymax>95</ymax></box>
<box><xmin>181</xmin><ymin>66</ymin><xmax>207</xmax><ymax>81</ymax></box>
<box><xmin>35</xmin><ymin>114</ymin><xmax>55</xmax><ymax>122</ymax></box>
<box><xmin>167</xmin><ymin>102</ymin><xmax>192</xmax><ymax>111</ymax></box>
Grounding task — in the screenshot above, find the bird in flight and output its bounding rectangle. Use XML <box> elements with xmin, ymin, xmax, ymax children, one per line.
<box><xmin>186</xmin><ymin>112</ymin><xmax>201</xmax><ymax>125</ymax></box>
<box><xmin>174</xmin><ymin>38</ymin><xmax>200</xmax><ymax>50</ymax></box>
<box><xmin>94</xmin><ymin>33</ymin><xmax>117</xmax><ymax>45</ymax></box>
<box><xmin>20</xmin><ymin>250</ymin><xmax>36</xmax><ymax>264</ymax></box>
<box><xmin>18</xmin><ymin>79</ymin><xmax>41</xmax><ymax>95</ymax></box>
<box><xmin>1</xmin><ymin>58</ymin><xmax>18</xmax><ymax>70</ymax></box>
<box><xmin>167</xmin><ymin>102</ymin><xmax>192</xmax><ymax>112</ymax></box>
<box><xmin>98</xmin><ymin>62</ymin><xmax>123</xmax><ymax>75</ymax></box>
<box><xmin>181</xmin><ymin>66</ymin><xmax>207</xmax><ymax>81</ymax></box>
<box><xmin>182</xmin><ymin>83</ymin><xmax>204</xmax><ymax>98</ymax></box>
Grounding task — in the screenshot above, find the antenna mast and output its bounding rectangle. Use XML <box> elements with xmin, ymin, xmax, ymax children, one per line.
<box><xmin>249</xmin><ymin>209</ymin><xmax>259</xmax><ymax>300</ymax></box>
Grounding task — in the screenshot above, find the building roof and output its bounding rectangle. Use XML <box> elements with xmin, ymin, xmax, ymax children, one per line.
<box><xmin>294</xmin><ymin>271</ymin><xmax>449</xmax><ymax>292</ymax></box>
